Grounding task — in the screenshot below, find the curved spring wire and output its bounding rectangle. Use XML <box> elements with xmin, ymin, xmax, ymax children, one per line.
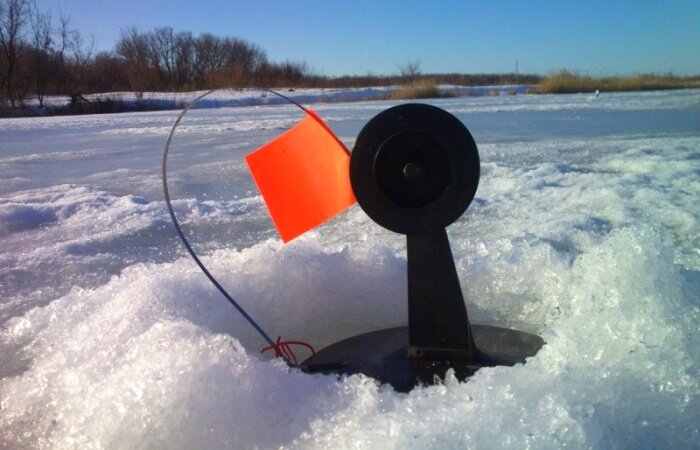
<box><xmin>161</xmin><ymin>88</ymin><xmax>311</xmax><ymax>362</ymax></box>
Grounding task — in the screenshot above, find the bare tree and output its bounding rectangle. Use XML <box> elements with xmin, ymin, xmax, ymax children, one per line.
<box><xmin>193</xmin><ymin>33</ymin><xmax>225</xmax><ymax>85</ymax></box>
<box><xmin>87</xmin><ymin>51</ymin><xmax>126</xmax><ymax>92</ymax></box>
<box><xmin>399</xmin><ymin>59</ymin><xmax>422</xmax><ymax>85</ymax></box>
<box><xmin>0</xmin><ymin>0</ymin><xmax>29</xmax><ymax>109</ymax></box>
<box><xmin>29</xmin><ymin>2</ymin><xmax>51</xmax><ymax>107</ymax></box>
<box><xmin>46</xmin><ymin>16</ymin><xmax>94</xmax><ymax>109</ymax></box>
<box><xmin>66</xmin><ymin>28</ymin><xmax>93</xmax><ymax>106</ymax></box>
<box><xmin>53</xmin><ymin>13</ymin><xmax>72</xmax><ymax>94</ymax></box>
<box><xmin>150</xmin><ymin>26</ymin><xmax>176</xmax><ymax>87</ymax></box>
<box><xmin>173</xmin><ymin>31</ymin><xmax>194</xmax><ymax>87</ymax></box>
<box><xmin>220</xmin><ymin>38</ymin><xmax>266</xmax><ymax>86</ymax></box>
<box><xmin>116</xmin><ymin>27</ymin><xmax>152</xmax><ymax>98</ymax></box>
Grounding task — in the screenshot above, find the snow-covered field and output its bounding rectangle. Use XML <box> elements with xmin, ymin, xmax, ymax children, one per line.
<box><xmin>1</xmin><ymin>89</ymin><xmax>699</xmax><ymax>449</ymax></box>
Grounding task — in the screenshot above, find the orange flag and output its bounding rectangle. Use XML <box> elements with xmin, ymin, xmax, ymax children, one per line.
<box><xmin>245</xmin><ymin>109</ymin><xmax>356</xmax><ymax>242</ymax></box>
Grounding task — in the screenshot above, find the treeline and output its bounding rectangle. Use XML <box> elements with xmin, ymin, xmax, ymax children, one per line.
<box><xmin>315</xmin><ymin>72</ymin><xmax>541</xmax><ymax>89</ymax></box>
<box><xmin>1</xmin><ymin>0</ymin><xmax>107</xmax><ymax>110</ymax></box>
<box><xmin>0</xmin><ymin>0</ymin><xmax>316</xmax><ymax>113</ymax></box>
<box><xmin>114</xmin><ymin>27</ymin><xmax>312</xmax><ymax>94</ymax></box>
<box><xmin>1</xmin><ymin>0</ymin><xmax>544</xmax><ymax>115</ymax></box>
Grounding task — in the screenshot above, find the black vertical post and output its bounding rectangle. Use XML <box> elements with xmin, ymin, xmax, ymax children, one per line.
<box><xmin>407</xmin><ymin>229</ymin><xmax>474</xmax><ymax>360</ymax></box>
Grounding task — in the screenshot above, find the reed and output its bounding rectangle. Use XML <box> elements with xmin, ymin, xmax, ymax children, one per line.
<box><xmin>388</xmin><ymin>83</ymin><xmax>458</xmax><ymax>100</ymax></box>
<box><xmin>537</xmin><ymin>71</ymin><xmax>700</xmax><ymax>94</ymax></box>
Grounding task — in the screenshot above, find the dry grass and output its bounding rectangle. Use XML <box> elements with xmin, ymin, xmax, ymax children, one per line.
<box><xmin>388</xmin><ymin>83</ymin><xmax>459</xmax><ymax>100</ymax></box>
<box><xmin>537</xmin><ymin>71</ymin><xmax>700</xmax><ymax>94</ymax></box>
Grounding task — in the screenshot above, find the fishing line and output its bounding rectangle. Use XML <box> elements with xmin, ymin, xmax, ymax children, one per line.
<box><xmin>162</xmin><ymin>87</ymin><xmax>311</xmax><ymax>362</ymax></box>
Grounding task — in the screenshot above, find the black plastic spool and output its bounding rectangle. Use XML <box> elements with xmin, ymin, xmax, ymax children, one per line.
<box><xmin>301</xmin><ymin>104</ymin><xmax>543</xmax><ymax>392</ymax></box>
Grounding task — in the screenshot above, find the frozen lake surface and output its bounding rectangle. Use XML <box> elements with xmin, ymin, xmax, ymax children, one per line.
<box><xmin>1</xmin><ymin>89</ymin><xmax>699</xmax><ymax>448</ymax></box>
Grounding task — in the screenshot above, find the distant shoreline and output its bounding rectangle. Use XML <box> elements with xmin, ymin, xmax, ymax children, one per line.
<box><xmin>2</xmin><ymin>84</ymin><xmax>529</xmax><ymax>118</ymax></box>
<box><xmin>2</xmin><ymin>79</ymin><xmax>699</xmax><ymax>119</ymax></box>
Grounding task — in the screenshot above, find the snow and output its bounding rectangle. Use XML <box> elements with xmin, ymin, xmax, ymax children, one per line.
<box><xmin>1</xmin><ymin>88</ymin><xmax>699</xmax><ymax>449</ymax></box>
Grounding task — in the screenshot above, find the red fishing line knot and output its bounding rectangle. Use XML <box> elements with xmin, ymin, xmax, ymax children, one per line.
<box><xmin>261</xmin><ymin>336</ymin><xmax>315</xmax><ymax>366</ymax></box>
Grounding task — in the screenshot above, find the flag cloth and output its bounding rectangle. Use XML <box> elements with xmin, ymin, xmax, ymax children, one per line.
<box><xmin>245</xmin><ymin>109</ymin><xmax>356</xmax><ymax>242</ymax></box>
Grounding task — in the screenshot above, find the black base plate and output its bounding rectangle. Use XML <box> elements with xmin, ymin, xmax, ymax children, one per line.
<box><xmin>300</xmin><ymin>325</ymin><xmax>544</xmax><ymax>392</ymax></box>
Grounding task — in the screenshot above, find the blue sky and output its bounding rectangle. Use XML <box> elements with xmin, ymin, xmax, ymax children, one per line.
<box><xmin>38</xmin><ymin>0</ymin><xmax>700</xmax><ymax>76</ymax></box>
